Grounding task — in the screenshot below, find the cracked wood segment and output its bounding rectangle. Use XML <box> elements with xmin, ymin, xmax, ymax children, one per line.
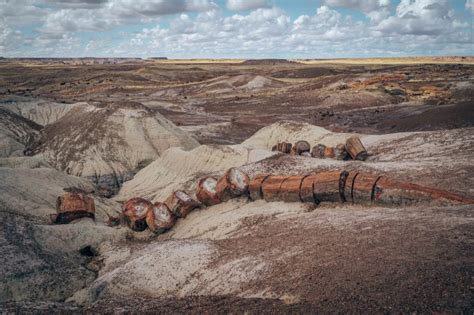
<box><xmin>334</xmin><ymin>144</ymin><xmax>347</xmax><ymax>160</ymax></box>
<box><xmin>345</xmin><ymin>136</ymin><xmax>368</xmax><ymax>161</ymax></box>
<box><xmin>279</xmin><ymin>175</ymin><xmax>305</xmax><ymax>202</ymax></box>
<box><xmin>312</xmin><ymin>171</ymin><xmax>344</xmax><ymax>203</ymax></box>
<box><xmin>249</xmin><ymin>174</ymin><xmax>270</xmax><ymax>201</ymax></box>
<box><xmin>352</xmin><ymin>173</ymin><xmax>379</xmax><ymax>204</ymax></box>
<box><xmin>165</xmin><ymin>190</ymin><xmax>201</xmax><ymax>218</ymax></box>
<box><xmin>373</xmin><ymin>177</ymin><xmax>474</xmax><ymax>206</ymax></box>
<box><xmin>300</xmin><ymin>175</ymin><xmax>319</xmax><ymax>203</ymax></box>
<box><xmin>294</xmin><ymin>140</ymin><xmax>311</xmax><ymax>155</ymax></box>
<box><xmin>276</xmin><ymin>142</ymin><xmax>292</xmax><ymax>154</ymax></box>
<box><xmin>196</xmin><ymin>177</ymin><xmax>221</xmax><ymax>206</ymax></box>
<box><xmin>215</xmin><ymin>167</ymin><xmax>250</xmax><ymax>202</ymax></box>
<box><xmin>311</xmin><ymin>144</ymin><xmax>326</xmax><ymax>158</ymax></box>
<box><xmin>145</xmin><ymin>202</ymin><xmax>176</xmax><ymax>234</ymax></box>
<box><xmin>343</xmin><ymin>172</ymin><xmax>359</xmax><ymax>203</ymax></box>
<box><xmin>122</xmin><ymin>197</ymin><xmax>152</xmax><ymax>231</ymax></box>
<box><xmin>54</xmin><ymin>192</ymin><xmax>96</xmax><ymax>224</ymax></box>
<box><xmin>323</xmin><ymin>146</ymin><xmax>335</xmax><ymax>158</ymax></box>
<box><xmin>261</xmin><ymin>176</ymin><xmax>288</xmax><ymax>202</ymax></box>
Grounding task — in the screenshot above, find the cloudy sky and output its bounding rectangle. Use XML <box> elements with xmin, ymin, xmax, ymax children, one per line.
<box><xmin>1</xmin><ymin>0</ymin><xmax>473</xmax><ymax>58</ymax></box>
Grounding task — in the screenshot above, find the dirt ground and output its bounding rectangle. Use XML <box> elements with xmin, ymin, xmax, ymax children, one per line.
<box><xmin>0</xmin><ymin>58</ymin><xmax>473</xmax><ymax>314</ymax></box>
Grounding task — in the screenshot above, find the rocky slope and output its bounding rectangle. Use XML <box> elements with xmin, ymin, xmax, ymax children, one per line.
<box><xmin>31</xmin><ymin>101</ymin><xmax>199</xmax><ymax>189</ymax></box>
<box><xmin>0</xmin><ymin>108</ymin><xmax>41</xmax><ymax>157</ymax></box>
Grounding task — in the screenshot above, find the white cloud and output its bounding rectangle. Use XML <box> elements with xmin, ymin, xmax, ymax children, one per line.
<box><xmin>322</xmin><ymin>0</ymin><xmax>390</xmax><ymax>13</ymax></box>
<box><xmin>466</xmin><ymin>0</ymin><xmax>474</xmax><ymax>13</ymax></box>
<box><xmin>226</xmin><ymin>0</ymin><xmax>271</xmax><ymax>11</ymax></box>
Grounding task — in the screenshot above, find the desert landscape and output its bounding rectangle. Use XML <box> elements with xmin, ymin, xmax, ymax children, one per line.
<box><xmin>0</xmin><ymin>56</ymin><xmax>473</xmax><ymax>313</ymax></box>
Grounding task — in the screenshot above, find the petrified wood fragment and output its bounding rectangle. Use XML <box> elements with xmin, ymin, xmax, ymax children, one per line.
<box><xmin>351</xmin><ymin>173</ymin><xmax>380</xmax><ymax>204</ymax></box>
<box><xmin>249</xmin><ymin>174</ymin><xmax>271</xmax><ymax>201</ymax></box>
<box><xmin>215</xmin><ymin>168</ymin><xmax>250</xmax><ymax>201</ymax></box>
<box><xmin>261</xmin><ymin>175</ymin><xmax>288</xmax><ymax>202</ymax></box>
<box><xmin>146</xmin><ymin>202</ymin><xmax>176</xmax><ymax>234</ymax></box>
<box><xmin>294</xmin><ymin>140</ymin><xmax>311</xmax><ymax>155</ymax></box>
<box><xmin>122</xmin><ymin>197</ymin><xmax>151</xmax><ymax>231</ymax></box>
<box><xmin>345</xmin><ymin>136</ymin><xmax>368</xmax><ymax>161</ymax></box>
<box><xmin>334</xmin><ymin>144</ymin><xmax>348</xmax><ymax>160</ymax></box>
<box><xmin>196</xmin><ymin>177</ymin><xmax>221</xmax><ymax>206</ymax></box>
<box><xmin>53</xmin><ymin>192</ymin><xmax>96</xmax><ymax>224</ymax></box>
<box><xmin>312</xmin><ymin>171</ymin><xmax>344</xmax><ymax>203</ymax></box>
<box><xmin>276</xmin><ymin>142</ymin><xmax>293</xmax><ymax>154</ymax></box>
<box><xmin>165</xmin><ymin>191</ymin><xmax>201</xmax><ymax>218</ymax></box>
<box><xmin>311</xmin><ymin>144</ymin><xmax>326</xmax><ymax>158</ymax></box>
<box><xmin>342</xmin><ymin>171</ymin><xmax>359</xmax><ymax>203</ymax></box>
<box><xmin>279</xmin><ymin>175</ymin><xmax>305</xmax><ymax>202</ymax></box>
<box><xmin>300</xmin><ymin>175</ymin><xmax>319</xmax><ymax>203</ymax></box>
<box><xmin>323</xmin><ymin>146</ymin><xmax>335</xmax><ymax>158</ymax></box>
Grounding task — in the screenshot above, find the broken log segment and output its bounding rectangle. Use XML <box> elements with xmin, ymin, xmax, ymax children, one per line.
<box><xmin>372</xmin><ymin>177</ymin><xmax>474</xmax><ymax>206</ymax></box>
<box><xmin>294</xmin><ymin>140</ymin><xmax>311</xmax><ymax>155</ymax></box>
<box><xmin>334</xmin><ymin>144</ymin><xmax>348</xmax><ymax>160</ymax></box>
<box><xmin>279</xmin><ymin>175</ymin><xmax>305</xmax><ymax>202</ymax></box>
<box><xmin>54</xmin><ymin>192</ymin><xmax>96</xmax><ymax>224</ymax></box>
<box><xmin>345</xmin><ymin>136</ymin><xmax>368</xmax><ymax>161</ymax></box>
<box><xmin>261</xmin><ymin>175</ymin><xmax>288</xmax><ymax>202</ymax></box>
<box><xmin>215</xmin><ymin>168</ymin><xmax>250</xmax><ymax>202</ymax></box>
<box><xmin>311</xmin><ymin>144</ymin><xmax>326</xmax><ymax>158</ymax></box>
<box><xmin>196</xmin><ymin>177</ymin><xmax>221</xmax><ymax>206</ymax></box>
<box><xmin>312</xmin><ymin>171</ymin><xmax>345</xmax><ymax>203</ymax></box>
<box><xmin>300</xmin><ymin>175</ymin><xmax>320</xmax><ymax>203</ymax></box>
<box><xmin>122</xmin><ymin>197</ymin><xmax>152</xmax><ymax>231</ymax></box>
<box><xmin>323</xmin><ymin>146</ymin><xmax>335</xmax><ymax>159</ymax></box>
<box><xmin>165</xmin><ymin>191</ymin><xmax>201</xmax><ymax>218</ymax></box>
<box><xmin>342</xmin><ymin>171</ymin><xmax>359</xmax><ymax>203</ymax></box>
<box><xmin>351</xmin><ymin>173</ymin><xmax>380</xmax><ymax>204</ymax></box>
<box><xmin>276</xmin><ymin>142</ymin><xmax>292</xmax><ymax>154</ymax></box>
<box><xmin>249</xmin><ymin>174</ymin><xmax>271</xmax><ymax>201</ymax></box>
<box><xmin>146</xmin><ymin>202</ymin><xmax>176</xmax><ymax>234</ymax></box>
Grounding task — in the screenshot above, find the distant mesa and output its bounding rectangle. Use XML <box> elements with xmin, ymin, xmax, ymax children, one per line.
<box><xmin>242</xmin><ymin>59</ymin><xmax>297</xmax><ymax>65</ymax></box>
<box><xmin>148</xmin><ymin>57</ymin><xmax>168</xmax><ymax>60</ymax></box>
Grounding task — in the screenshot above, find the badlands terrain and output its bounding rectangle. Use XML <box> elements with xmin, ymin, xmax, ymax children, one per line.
<box><xmin>0</xmin><ymin>57</ymin><xmax>473</xmax><ymax>313</ymax></box>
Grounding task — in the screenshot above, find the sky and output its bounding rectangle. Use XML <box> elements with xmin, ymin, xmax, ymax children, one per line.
<box><xmin>1</xmin><ymin>0</ymin><xmax>473</xmax><ymax>58</ymax></box>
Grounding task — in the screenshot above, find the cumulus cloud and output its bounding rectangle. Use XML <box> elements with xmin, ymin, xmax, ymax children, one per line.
<box><xmin>466</xmin><ymin>0</ymin><xmax>474</xmax><ymax>13</ymax></box>
<box><xmin>226</xmin><ymin>0</ymin><xmax>271</xmax><ymax>11</ymax></box>
<box><xmin>322</xmin><ymin>0</ymin><xmax>390</xmax><ymax>12</ymax></box>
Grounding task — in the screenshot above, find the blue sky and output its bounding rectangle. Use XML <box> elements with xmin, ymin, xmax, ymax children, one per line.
<box><xmin>1</xmin><ymin>0</ymin><xmax>473</xmax><ymax>58</ymax></box>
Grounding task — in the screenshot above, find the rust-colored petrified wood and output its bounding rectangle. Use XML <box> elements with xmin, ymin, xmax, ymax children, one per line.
<box><xmin>345</xmin><ymin>136</ymin><xmax>368</xmax><ymax>161</ymax></box>
<box><xmin>279</xmin><ymin>175</ymin><xmax>305</xmax><ymax>202</ymax></box>
<box><xmin>311</xmin><ymin>144</ymin><xmax>326</xmax><ymax>158</ymax></box>
<box><xmin>53</xmin><ymin>192</ymin><xmax>96</xmax><ymax>224</ymax></box>
<box><xmin>215</xmin><ymin>168</ymin><xmax>250</xmax><ymax>201</ymax></box>
<box><xmin>249</xmin><ymin>174</ymin><xmax>271</xmax><ymax>201</ymax></box>
<box><xmin>196</xmin><ymin>177</ymin><xmax>221</xmax><ymax>206</ymax></box>
<box><xmin>294</xmin><ymin>140</ymin><xmax>311</xmax><ymax>155</ymax></box>
<box><xmin>261</xmin><ymin>175</ymin><xmax>288</xmax><ymax>202</ymax></box>
<box><xmin>299</xmin><ymin>175</ymin><xmax>320</xmax><ymax>203</ymax></box>
<box><xmin>165</xmin><ymin>190</ymin><xmax>201</xmax><ymax>218</ymax></box>
<box><xmin>334</xmin><ymin>144</ymin><xmax>348</xmax><ymax>160</ymax></box>
<box><xmin>323</xmin><ymin>146</ymin><xmax>335</xmax><ymax>159</ymax></box>
<box><xmin>275</xmin><ymin>142</ymin><xmax>293</xmax><ymax>154</ymax></box>
<box><xmin>342</xmin><ymin>171</ymin><xmax>359</xmax><ymax>203</ymax></box>
<box><xmin>145</xmin><ymin>202</ymin><xmax>176</xmax><ymax>234</ymax></box>
<box><xmin>312</xmin><ymin>171</ymin><xmax>344</xmax><ymax>203</ymax></box>
<box><xmin>122</xmin><ymin>197</ymin><xmax>152</xmax><ymax>231</ymax></box>
<box><xmin>372</xmin><ymin>177</ymin><xmax>474</xmax><ymax>206</ymax></box>
<box><xmin>351</xmin><ymin>173</ymin><xmax>380</xmax><ymax>204</ymax></box>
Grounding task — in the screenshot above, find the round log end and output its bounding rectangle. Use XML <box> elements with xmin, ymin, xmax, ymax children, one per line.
<box><xmin>294</xmin><ymin>140</ymin><xmax>311</xmax><ymax>155</ymax></box>
<box><xmin>216</xmin><ymin>168</ymin><xmax>250</xmax><ymax>201</ymax></box>
<box><xmin>146</xmin><ymin>202</ymin><xmax>176</xmax><ymax>234</ymax></box>
<box><xmin>311</xmin><ymin>144</ymin><xmax>326</xmax><ymax>158</ymax></box>
<box><xmin>196</xmin><ymin>177</ymin><xmax>221</xmax><ymax>206</ymax></box>
<box><xmin>122</xmin><ymin>197</ymin><xmax>152</xmax><ymax>231</ymax></box>
<box><xmin>165</xmin><ymin>190</ymin><xmax>201</xmax><ymax>218</ymax></box>
<box><xmin>345</xmin><ymin>136</ymin><xmax>368</xmax><ymax>161</ymax></box>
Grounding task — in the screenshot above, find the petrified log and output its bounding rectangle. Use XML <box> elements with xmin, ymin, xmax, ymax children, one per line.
<box><xmin>334</xmin><ymin>144</ymin><xmax>348</xmax><ymax>160</ymax></box>
<box><xmin>345</xmin><ymin>136</ymin><xmax>368</xmax><ymax>161</ymax></box>
<box><xmin>249</xmin><ymin>174</ymin><xmax>271</xmax><ymax>201</ymax></box>
<box><xmin>300</xmin><ymin>175</ymin><xmax>319</xmax><ymax>203</ymax></box>
<box><xmin>342</xmin><ymin>171</ymin><xmax>359</xmax><ymax>203</ymax></box>
<box><xmin>122</xmin><ymin>197</ymin><xmax>151</xmax><ymax>231</ymax></box>
<box><xmin>146</xmin><ymin>202</ymin><xmax>176</xmax><ymax>234</ymax></box>
<box><xmin>294</xmin><ymin>140</ymin><xmax>311</xmax><ymax>155</ymax></box>
<box><xmin>312</xmin><ymin>171</ymin><xmax>344</xmax><ymax>203</ymax></box>
<box><xmin>215</xmin><ymin>168</ymin><xmax>250</xmax><ymax>201</ymax></box>
<box><xmin>323</xmin><ymin>146</ymin><xmax>335</xmax><ymax>158</ymax></box>
<box><xmin>261</xmin><ymin>175</ymin><xmax>288</xmax><ymax>202</ymax></box>
<box><xmin>165</xmin><ymin>191</ymin><xmax>201</xmax><ymax>218</ymax></box>
<box><xmin>53</xmin><ymin>192</ymin><xmax>96</xmax><ymax>224</ymax></box>
<box><xmin>372</xmin><ymin>177</ymin><xmax>474</xmax><ymax>206</ymax></box>
<box><xmin>301</xmin><ymin>151</ymin><xmax>312</xmax><ymax>157</ymax></box>
<box><xmin>276</xmin><ymin>142</ymin><xmax>293</xmax><ymax>154</ymax></box>
<box><xmin>279</xmin><ymin>176</ymin><xmax>305</xmax><ymax>202</ymax></box>
<box><xmin>311</xmin><ymin>144</ymin><xmax>326</xmax><ymax>158</ymax></box>
<box><xmin>196</xmin><ymin>177</ymin><xmax>221</xmax><ymax>206</ymax></box>
<box><xmin>351</xmin><ymin>173</ymin><xmax>380</xmax><ymax>204</ymax></box>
